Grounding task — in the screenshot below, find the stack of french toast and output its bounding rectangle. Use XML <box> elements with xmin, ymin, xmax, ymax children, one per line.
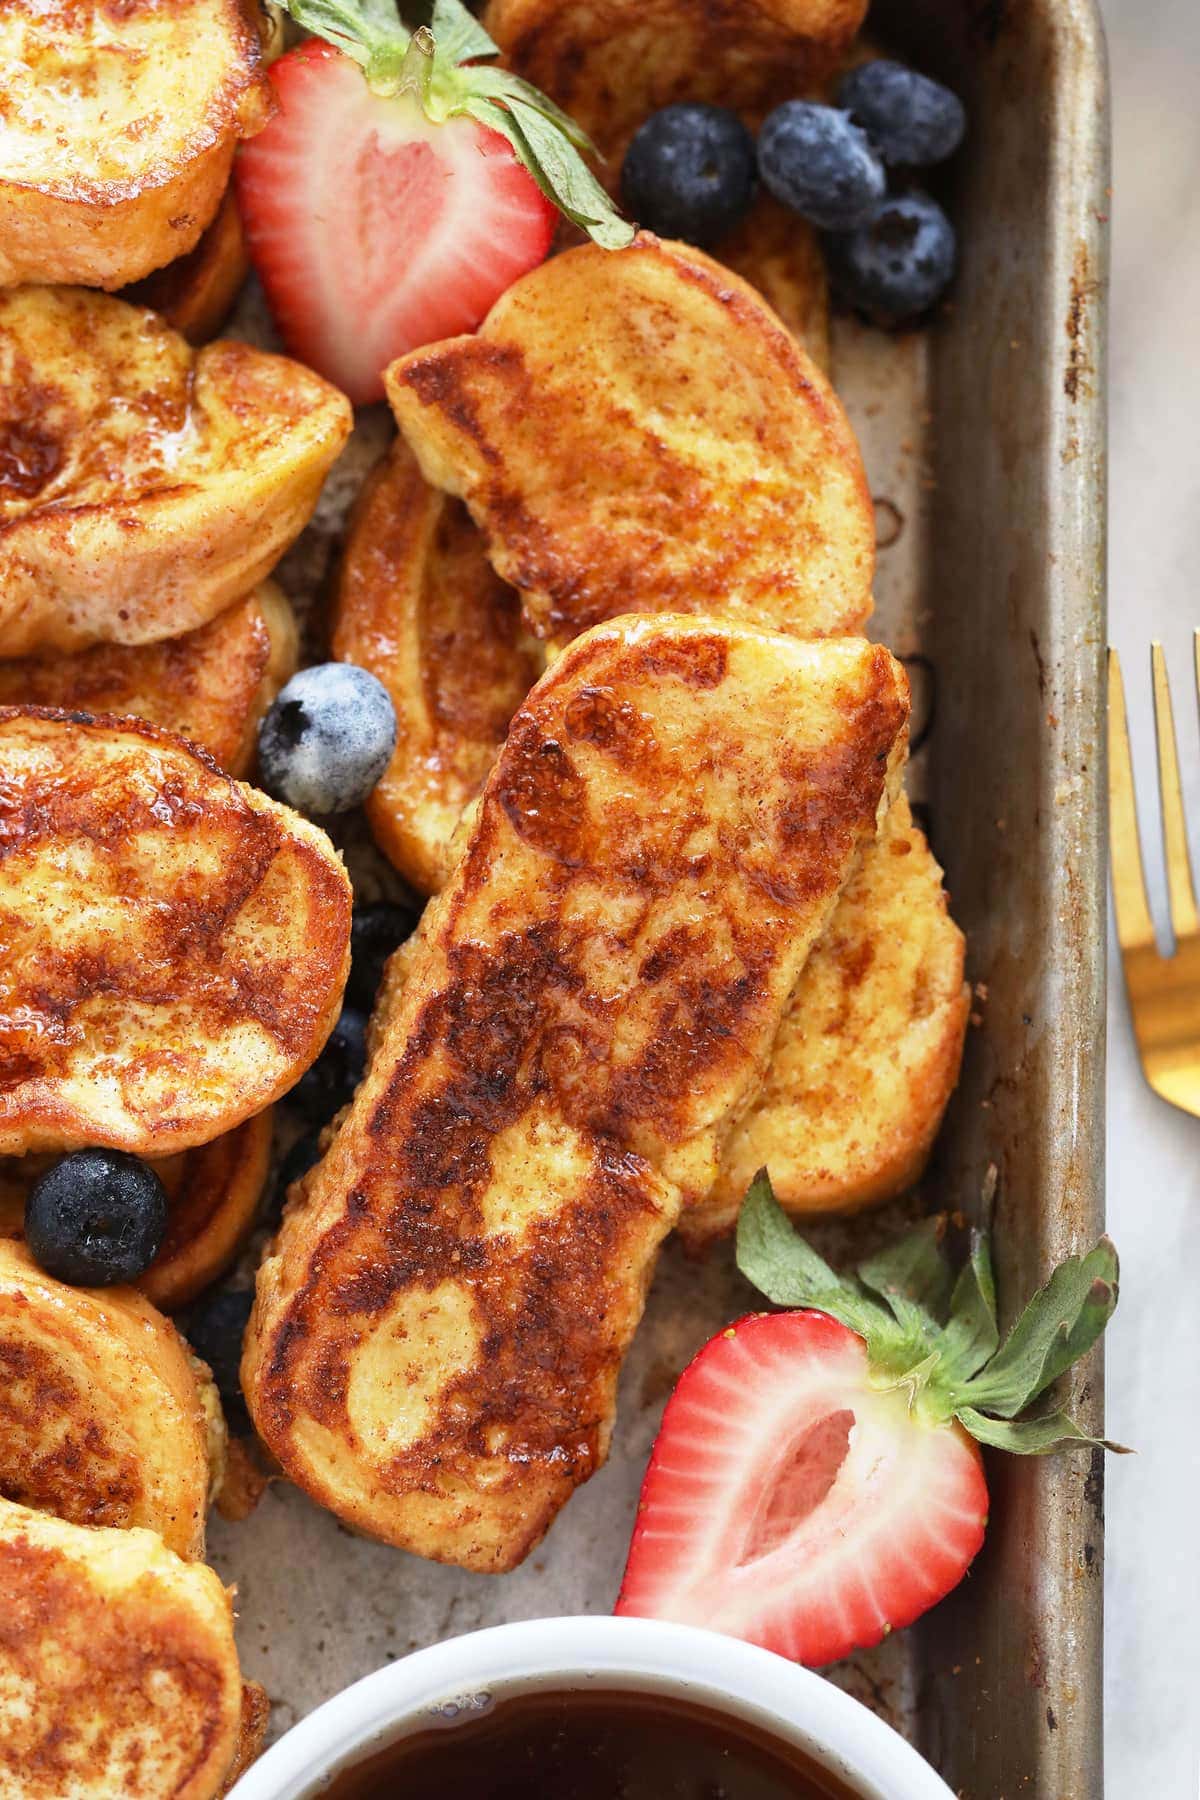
<box><xmin>0</xmin><ymin>0</ymin><xmax>968</xmax><ymax>1792</ymax></box>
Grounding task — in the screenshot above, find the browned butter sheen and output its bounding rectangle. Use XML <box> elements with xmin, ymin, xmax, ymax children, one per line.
<box><xmin>319</xmin><ymin>1687</ymin><xmax>868</xmax><ymax>1799</ymax></box>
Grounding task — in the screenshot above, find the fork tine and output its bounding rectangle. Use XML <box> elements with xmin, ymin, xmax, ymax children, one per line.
<box><xmin>1107</xmin><ymin>649</ymin><xmax>1156</xmax><ymax>952</ymax></box>
<box><xmin>1151</xmin><ymin>641</ymin><xmax>1200</xmax><ymax>940</ymax></box>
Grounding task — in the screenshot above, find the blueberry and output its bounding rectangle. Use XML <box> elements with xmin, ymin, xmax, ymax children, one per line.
<box><xmin>347</xmin><ymin>900</ymin><xmax>421</xmax><ymax>1011</ymax></box>
<box><xmin>621</xmin><ymin>104</ymin><xmax>757</xmax><ymax>247</ymax></box>
<box><xmin>258</xmin><ymin>664</ymin><xmax>397</xmax><ymax>815</ymax></box>
<box><xmin>288</xmin><ymin>1006</ymin><xmax>368</xmax><ymax>1124</ymax></box>
<box><xmin>185</xmin><ymin>1288</ymin><xmax>254</xmax><ymax>1430</ymax></box>
<box><xmin>757</xmin><ymin>101</ymin><xmax>886</xmax><ymax>231</ymax></box>
<box><xmin>25</xmin><ymin>1149</ymin><xmax>168</xmax><ymax>1286</ymax></box>
<box><xmin>823</xmin><ymin>193</ymin><xmax>957</xmax><ymax>325</ymax></box>
<box><xmin>837</xmin><ymin>60</ymin><xmax>965</xmax><ymax>167</ymax></box>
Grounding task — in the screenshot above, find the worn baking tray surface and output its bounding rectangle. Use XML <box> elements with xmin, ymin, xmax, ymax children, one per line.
<box><xmin>209</xmin><ymin>3</ymin><xmax>1110</xmax><ymax>1793</ymax></box>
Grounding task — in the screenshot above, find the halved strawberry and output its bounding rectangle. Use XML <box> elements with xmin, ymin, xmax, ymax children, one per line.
<box><xmin>616</xmin><ymin>1175</ymin><xmax>1124</xmax><ymax>1666</ymax></box>
<box><xmin>236</xmin><ymin>0</ymin><xmax>632</xmax><ymax>403</ymax></box>
<box><xmin>616</xmin><ymin>1309</ymin><xmax>987</xmax><ymax>1665</ymax></box>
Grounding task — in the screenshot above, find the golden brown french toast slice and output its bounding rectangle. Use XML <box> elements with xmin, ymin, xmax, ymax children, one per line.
<box><xmin>484</xmin><ymin>0</ymin><xmax>865</xmax><ymax>164</ymax></box>
<box><xmin>0</xmin><ymin>1498</ymin><xmax>241</xmax><ymax>1800</ymax></box>
<box><xmin>0</xmin><ymin>0</ymin><xmax>269</xmax><ymax>291</ymax></box>
<box><xmin>0</xmin><ymin>708</ymin><xmax>352</xmax><ymax>1157</ymax></box>
<box><xmin>0</xmin><ymin>582</ymin><xmax>297</xmax><ymax>777</ymax></box>
<box><xmin>332</xmin><ymin>441</ymin><xmax>542</xmax><ymax>892</ymax></box>
<box><xmin>683</xmin><ymin>794</ymin><xmax>970</xmax><ymax>1241</ymax></box>
<box><xmin>244</xmin><ymin>618</ymin><xmax>909</xmax><ymax>1570</ymax></box>
<box><xmin>0</xmin><ymin>1240</ymin><xmax>219</xmax><ymax>1559</ymax></box>
<box><xmin>386</xmin><ymin>235</ymin><xmax>872</xmax><ymax>651</ymax></box>
<box><xmin>0</xmin><ymin>287</ymin><xmax>351</xmax><ymax>657</ymax></box>
<box><xmin>124</xmin><ymin>186</ymin><xmax>253</xmax><ymax>347</ymax></box>
<box><xmin>343</xmin><ymin>210</ymin><xmax>830</xmax><ymax>885</ymax></box>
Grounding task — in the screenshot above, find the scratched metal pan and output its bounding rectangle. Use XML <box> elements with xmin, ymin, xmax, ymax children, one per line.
<box><xmin>209</xmin><ymin>0</ymin><xmax>1110</xmax><ymax>1792</ymax></box>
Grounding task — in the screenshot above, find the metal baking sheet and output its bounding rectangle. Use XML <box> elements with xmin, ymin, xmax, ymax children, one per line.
<box><xmin>210</xmin><ymin>2</ymin><xmax>1110</xmax><ymax>1792</ymax></box>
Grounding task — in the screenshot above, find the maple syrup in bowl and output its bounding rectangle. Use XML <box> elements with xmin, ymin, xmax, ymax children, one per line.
<box><xmin>320</xmin><ymin>1683</ymin><xmax>869</xmax><ymax>1797</ymax></box>
<box><xmin>228</xmin><ymin>1618</ymin><xmax>954</xmax><ymax>1800</ymax></box>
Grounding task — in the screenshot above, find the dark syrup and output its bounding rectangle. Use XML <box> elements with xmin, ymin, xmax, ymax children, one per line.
<box><xmin>319</xmin><ymin>1686</ymin><xmax>867</xmax><ymax>1799</ymax></box>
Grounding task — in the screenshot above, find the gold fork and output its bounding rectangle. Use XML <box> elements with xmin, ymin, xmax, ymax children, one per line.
<box><xmin>1109</xmin><ymin>638</ymin><xmax>1200</xmax><ymax>1114</ymax></box>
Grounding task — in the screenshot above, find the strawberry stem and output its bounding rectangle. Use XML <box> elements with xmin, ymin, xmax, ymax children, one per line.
<box><xmin>385</xmin><ymin>27</ymin><xmax>433</xmax><ymax>104</ymax></box>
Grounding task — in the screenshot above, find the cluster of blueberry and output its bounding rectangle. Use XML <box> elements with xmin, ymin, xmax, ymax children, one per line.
<box><xmin>621</xmin><ymin>59</ymin><xmax>964</xmax><ymax>325</ymax></box>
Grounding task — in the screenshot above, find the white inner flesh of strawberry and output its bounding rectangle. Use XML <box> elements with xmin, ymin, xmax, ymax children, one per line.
<box><xmin>255</xmin><ymin>50</ymin><xmax>545</xmax><ymax>386</ymax></box>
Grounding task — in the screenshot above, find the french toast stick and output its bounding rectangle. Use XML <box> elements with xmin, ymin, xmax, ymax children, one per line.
<box><xmin>244</xmin><ymin>618</ymin><xmax>909</xmax><ymax>1569</ymax></box>
<box><xmin>125</xmin><ymin>187</ymin><xmax>252</xmax><ymax>346</ymax></box>
<box><xmin>682</xmin><ymin>794</ymin><xmax>969</xmax><ymax>1239</ymax></box>
<box><xmin>487</xmin><ymin>0</ymin><xmax>835</xmax><ymax>372</ymax></box>
<box><xmin>0</xmin><ymin>0</ymin><xmax>269</xmax><ymax>291</ymax></box>
<box><xmin>484</xmin><ymin>0</ymin><xmax>866</xmax><ymax>164</ymax></box>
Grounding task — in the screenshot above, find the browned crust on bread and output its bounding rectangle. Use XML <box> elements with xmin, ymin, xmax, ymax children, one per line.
<box><xmin>0</xmin><ymin>1241</ymin><xmax>213</xmax><ymax>1557</ymax></box>
<box><xmin>0</xmin><ymin>1500</ymin><xmax>241</xmax><ymax>1800</ymax></box>
<box><xmin>387</xmin><ymin>235</ymin><xmax>873</xmax><ymax>650</ymax></box>
<box><xmin>124</xmin><ymin>186</ymin><xmax>252</xmax><ymax>345</ymax></box>
<box><xmin>685</xmin><ymin>795</ymin><xmax>969</xmax><ymax>1238</ymax></box>
<box><xmin>244</xmin><ymin>620</ymin><xmax>908</xmax><ymax>1569</ymax></box>
<box><xmin>715</xmin><ymin>196</ymin><xmax>832</xmax><ymax>374</ymax></box>
<box><xmin>0</xmin><ymin>586</ymin><xmax>293</xmax><ymax>775</ymax></box>
<box><xmin>0</xmin><ymin>288</ymin><xmax>351</xmax><ymax>656</ymax></box>
<box><xmin>140</xmin><ymin>1109</ymin><xmax>274</xmax><ymax>1311</ymax></box>
<box><xmin>333</xmin><ymin>442</ymin><xmax>541</xmax><ymax>892</ymax></box>
<box><xmin>216</xmin><ymin>1680</ymin><xmax>271</xmax><ymax>1795</ymax></box>
<box><xmin>0</xmin><ymin>707</ymin><xmax>351</xmax><ymax>1156</ymax></box>
<box><xmin>0</xmin><ymin>0</ymin><xmax>271</xmax><ymax>289</ymax></box>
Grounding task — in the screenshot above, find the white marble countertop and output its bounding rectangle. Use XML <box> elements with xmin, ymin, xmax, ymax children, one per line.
<box><xmin>1102</xmin><ymin>1</ymin><xmax>1200</xmax><ymax>1792</ymax></box>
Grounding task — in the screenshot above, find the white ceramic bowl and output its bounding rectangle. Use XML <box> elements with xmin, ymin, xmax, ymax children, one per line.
<box><xmin>230</xmin><ymin>1616</ymin><xmax>955</xmax><ymax>1799</ymax></box>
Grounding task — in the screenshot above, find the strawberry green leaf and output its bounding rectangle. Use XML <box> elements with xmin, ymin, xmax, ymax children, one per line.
<box><xmin>467</xmin><ymin>66</ymin><xmax>599</xmax><ymax>155</ymax></box>
<box><xmin>495</xmin><ymin>99</ymin><xmax>635</xmax><ymax>248</ymax></box>
<box><xmin>737</xmin><ymin>1178</ymin><xmax>1125</xmax><ymax>1456</ymax></box>
<box><xmin>736</xmin><ymin>1172</ymin><xmax>902</xmax><ymax>1358</ymax></box>
<box><xmin>955</xmin><ymin>1405</ymin><xmax>1130</xmax><ymax>1456</ymax></box>
<box><xmin>429</xmin><ymin>0</ymin><xmax>497</xmax><ymax>64</ymax></box>
<box><xmin>856</xmin><ymin>1217</ymin><xmax>953</xmax><ymax>1328</ymax></box>
<box><xmin>281</xmin><ymin>0</ymin><xmax>408</xmax><ymax>76</ymax></box>
<box><xmin>951</xmin><ymin>1237</ymin><xmax>1119</xmax><ymax>1419</ymax></box>
<box><xmin>938</xmin><ymin>1230</ymin><xmax>1000</xmax><ymax>1384</ymax></box>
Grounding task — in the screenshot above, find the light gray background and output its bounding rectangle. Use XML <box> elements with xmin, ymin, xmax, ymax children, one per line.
<box><xmin>1102</xmin><ymin>0</ymin><xmax>1200</xmax><ymax>1793</ymax></box>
